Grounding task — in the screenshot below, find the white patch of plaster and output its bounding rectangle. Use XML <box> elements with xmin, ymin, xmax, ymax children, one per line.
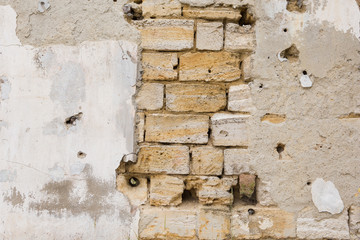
<box><xmin>130</xmin><ymin>209</ymin><xmax>141</xmax><ymax>240</ymax></box>
<box><xmin>258</xmin><ymin>217</ymin><xmax>273</xmax><ymax>230</ymax></box>
<box><xmin>38</xmin><ymin>0</ymin><xmax>51</xmax><ymax>13</ymax></box>
<box><xmin>48</xmin><ymin>164</ymin><xmax>65</xmax><ymax>182</ymax></box>
<box><xmin>0</xmin><ymin>169</ymin><xmax>17</xmax><ymax>182</ymax></box>
<box><xmin>0</xmin><ymin>6</ymin><xmax>21</xmax><ymax>46</ymax></box>
<box><xmin>277</xmin><ymin>52</ymin><xmax>288</xmax><ymax>62</ymax></box>
<box><xmin>300</xmin><ymin>74</ymin><xmax>313</xmax><ymax>88</ymax></box>
<box><xmin>311</xmin><ymin>178</ymin><xmax>344</xmax><ymax>214</ymax></box>
<box><xmin>70</xmin><ymin>162</ymin><xmax>86</xmax><ymax>176</ymax></box>
<box><xmin>0</xmin><ymin>76</ymin><xmax>11</xmax><ymax>100</ymax></box>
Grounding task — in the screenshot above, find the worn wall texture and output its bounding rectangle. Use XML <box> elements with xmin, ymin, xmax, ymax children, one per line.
<box><xmin>1</xmin><ymin>0</ymin><xmax>360</xmax><ymax>239</ymax></box>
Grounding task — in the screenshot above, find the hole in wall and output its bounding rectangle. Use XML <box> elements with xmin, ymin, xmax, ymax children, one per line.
<box><xmin>259</xmin><ymin>83</ymin><xmax>263</xmax><ymax>89</ymax></box>
<box><xmin>303</xmin><ymin>70</ymin><xmax>307</xmax><ymax>75</ymax></box>
<box><xmin>283</xmin><ymin>28</ymin><xmax>288</xmax><ymax>32</ymax></box>
<box><xmin>65</xmin><ymin>112</ymin><xmax>83</xmax><ymax>128</ymax></box>
<box><xmin>276</xmin><ymin>143</ymin><xmax>285</xmax><ymax>159</ymax></box>
<box><xmin>77</xmin><ymin>151</ymin><xmax>87</xmax><ymax>159</ymax></box>
<box><xmin>280</xmin><ymin>44</ymin><xmax>299</xmax><ymax>62</ymax></box>
<box><xmin>307</xmin><ymin>181</ymin><xmax>312</xmax><ymax>186</ymax></box>
<box><xmin>239</xmin><ymin>7</ymin><xmax>256</xmax><ymax>26</ymax></box>
<box><xmin>182</xmin><ymin>189</ymin><xmax>197</xmax><ymax>202</ymax></box>
<box><xmin>286</xmin><ymin>0</ymin><xmax>306</xmax><ymax>13</ymax></box>
<box><xmin>208</xmin><ymin>69</ymin><xmax>212</xmax><ymax>73</ymax></box>
<box><xmin>113</xmin><ymin>0</ymin><xmax>117</xmax><ymax>2</ymax></box>
<box><xmin>248</xmin><ymin>208</ymin><xmax>255</xmax><ymax>215</ymax></box>
<box><xmin>128</xmin><ymin>177</ymin><xmax>140</xmax><ymax>187</ymax></box>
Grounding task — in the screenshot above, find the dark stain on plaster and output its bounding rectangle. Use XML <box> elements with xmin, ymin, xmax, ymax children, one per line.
<box><xmin>4</xmin><ymin>187</ymin><xmax>25</xmax><ymax>207</ymax></box>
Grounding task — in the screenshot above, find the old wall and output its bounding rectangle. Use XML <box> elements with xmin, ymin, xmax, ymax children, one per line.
<box><xmin>0</xmin><ymin>0</ymin><xmax>360</xmax><ymax>239</ymax></box>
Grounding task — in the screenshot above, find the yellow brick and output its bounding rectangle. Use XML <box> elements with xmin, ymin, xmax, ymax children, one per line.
<box><xmin>142</xmin><ymin>0</ymin><xmax>181</xmax><ymax>18</ymax></box>
<box><xmin>179</xmin><ymin>52</ymin><xmax>241</xmax><ymax>82</ymax></box>
<box><xmin>150</xmin><ymin>175</ymin><xmax>184</xmax><ymax>206</ymax></box>
<box><xmin>191</xmin><ymin>146</ymin><xmax>223</xmax><ymax>175</ymax></box>
<box><xmin>142</xmin><ymin>52</ymin><xmax>178</xmax><ymax>81</ymax></box>
<box><xmin>183</xmin><ymin>6</ymin><xmax>241</xmax><ymax>21</ymax></box>
<box><xmin>166</xmin><ymin>83</ymin><xmax>226</xmax><ymax>112</ymax></box>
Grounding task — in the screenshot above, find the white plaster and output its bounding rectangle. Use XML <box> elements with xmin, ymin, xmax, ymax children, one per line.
<box><xmin>0</xmin><ymin>5</ymin><xmax>21</xmax><ymax>46</ymax></box>
<box><xmin>277</xmin><ymin>52</ymin><xmax>288</xmax><ymax>62</ymax></box>
<box><xmin>38</xmin><ymin>0</ymin><xmax>51</xmax><ymax>13</ymax></box>
<box><xmin>311</xmin><ymin>178</ymin><xmax>344</xmax><ymax>214</ymax></box>
<box><xmin>300</xmin><ymin>74</ymin><xmax>313</xmax><ymax>88</ymax></box>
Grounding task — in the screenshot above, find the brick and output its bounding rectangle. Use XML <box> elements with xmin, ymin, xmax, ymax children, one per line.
<box><xmin>199</xmin><ymin>206</ymin><xmax>230</xmax><ymax>240</ymax></box>
<box><xmin>186</xmin><ymin>176</ymin><xmax>237</xmax><ymax>205</ymax></box>
<box><xmin>145</xmin><ymin>114</ymin><xmax>209</xmax><ymax>144</ymax></box>
<box><xmin>135</xmin><ymin>112</ymin><xmax>145</xmax><ymax>143</ymax></box>
<box><xmin>166</xmin><ymin>83</ymin><xmax>226</xmax><ymax>112</ymax></box>
<box><xmin>211</xmin><ymin>113</ymin><xmax>250</xmax><ymax>146</ymax></box>
<box><xmin>350</xmin><ymin>206</ymin><xmax>360</xmax><ymax>239</ymax></box>
<box><xmin>139</xmin><ymin>206</ymin><xmax>197</xmax><ymax>240</ymax></box>
<box><xmin>228</xmin><ymin>84</ymin><xmax>256</xmax><ymax>112</ymax></box>
<box><xmin>242</xmin><ymin>55</ymin><xmax>255</xmax><ymax>80</ymax></box>
<box><xmin>142</xmin><ymin>52</ymin><xmax>178</xmax><ymax>81</ymax></box>
<box><xmin>136</xmin><ymin>19</ymin><xmax>194</xmax><ymax>51</ymax></box>
<box><xmin>223</xmin><ymin>148</ymin><xmax>252</xmax><ymax>175</ymax></box>
<box><xmin>136</xmin><ymin>83</ymin><xmax>164</xmax><ymax>110</ymax></box>
<box><xmin>196</xmin><ymin>22</ymin><xmax>223</xmax><ymax>51</ymax></box>
<box><xmin>179</xmin><ymin>52</ymin><xmax>241</xmax><ymax>82</ymax></box>
<box><xmin>183</xmin><ymin>6</ymin><xmax>241</xmax><ymax>21</ymax></box>
<box><xmin>179</xmin><ymin>0</ymin><xmax>214</xmax><ymax>7</ymax></box>
<box><xmin>116</xmin><ymin>175</ymin><xmax>148</xmax><ymax>206</ymax></box>
<box><xmin>128</xmin><ymin>145</ymin><xmax>189</xmax><ymax>174</ymax></box>
<box><xmin>191</xmin><ymin>146</ymin><xmax>223</xmax><ymax>175</ymax></box>
<box><xmin>239</xmin><ymin>174</ymin><xmax>256</xmax><ymax>199</ymax></box>
<box><xmin>231</xmin><ymin>206</ymin><xmax>296</xmax><ymax>239</ymax></box>
<box><xmin>150</xmin><ymin>175</ymin><xmax>184</xmax><ymax>206</ymax></box>
<box><xmin>180</xmin><ymin>0</ymin><xmax>248</xmax><ymax>7</ymax></box>
<box><xmin>225</xmin><ymin>24</ymin><xmax>256</xmax><ymax>51</ymax></box>
<box><xmin>297</xmin><ymin>210</ymin><xmax>350</xmax><ymax>239</ymax></box>
<box><xmin>142</xmin><ymin>0</ymin><xmax>181</xmax><ymax>18</ymax></box>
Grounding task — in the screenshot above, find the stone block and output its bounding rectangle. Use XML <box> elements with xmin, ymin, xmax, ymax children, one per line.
<box><xmin>183</xmin><ymin>6</ymin><xmax>241</xmax><ymax>21</ymax></box>
<box><xmin>186</xmin><ymin>176</ymin><xmax>237</xmax><ymax>205</ymax></box>
<box><xmin>142</xmin><ymin>0</ymin><xmax>181</xmax><ymax>18</ymax></box>
<box><xmin>199</xmin><ymin>206</ymin><xmax>230</xmax><ymax>240</ymax></box>
<box><xmin>166</xmin><ymin>83</ymin><xmax>226</xmax><ymax>112</ymax></box>
<box><xmin>136</xmin><ymin>83</ymin><xmax>164</xmax><ymax>110</ymax></box>
<box><xmin>231</xmin><ymin>206</ymin><xmax>296</xmax><ymax>239</ymax></box>
<box><xmin>136</xmin><ymin>19</ymin><xmax>194</xmax><ymax>51</ymax></box>
<box><xmin>179</xmin><ymin>0</ymin><xmax>214</xmax><ymax>7</ymax></box>
<box><xmin>224</xmin><ymin>148</ymin><xmax>252</xmax><ymax>175</ymax></box>
<box><xmin>150</xmin><ymin>175</ymin><xmax>184</xmax><ymax>206</ymax></box>
<box><xmin>179</xmin><ymin>52</ymin><xmax>241</xmax><ymax>82</ymax></box>
<box><xmin>211</xmin><ymin>113</ymin><xmax>250</xmax><ymax>146</ymax></box>
<box><xmin>239</xmin><ymin>174</ymin><xmax>256</xmax><ymax>199</ymax></box>
<box><xmin>142</xmin><ymin>52</ymin><xmax>178</xmax><ymax>81</ymax></box>
<box><xmin>116</xmin><ymin>175</ymin><xmax>148</xmax><ymax>206</ymax></box>
<box><xmin>145</xmin><ymin>114</ymin><xmax>209</xmax><ymax>144</ymax></box>
<box><xmin>136</xmin><ymin>112</ymin><xmax>145</xmax><ymax>143</ymax></box>
<box><xmin>128</xmin><ymin>145</ymin><xmax>190</xmax><ymax>174</ymax></box>
<box><xmin>191</xmin><ymin>146</ymin><xmax>223</xmax><ymax>175</ymax></box>
<box><xmin>196</xmin><ymin>22</ymin><xmax>223</xmax><ymax>51</ymax></box>
<box><xmin>139</xmin><ymin>206</ymin><xmax>197</xmax><ymax>240</ymax></box>
<box><xmin>242</xmin><ymin>55</ymin><xmax>255</xmax><ymax>80</ymax></box>
<box><xmin>225</xmin><ymin>24</ymin><xmax>256</xmax><ymax>51</ymax></box>
<box><xmin>228</xmin><ymin>84</ymin><xmax>256</xmax><ymax>113</ymax></box>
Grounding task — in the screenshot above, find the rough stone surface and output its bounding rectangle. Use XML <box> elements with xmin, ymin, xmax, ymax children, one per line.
<box><xmin>231</xmin><ymin>206</ymin><xmax>296</xmax><ymax>239</ymax></box>
<box><xmin>311</xmin><ymin>178</ymin><xmax>344</xmax><ymax>214</ymax></box>
<box><xmin>350</xmin><ymin>206</ymin><xmax>360</xmax><ymax>239</ymax></box>
<box><xmin>186</xmin><ymin>176</ymin><xmax>237</xmax><ymax>205</ymax></box>
<box><xmin>242</xmin><ymin>55</ymin><xmax>254</xmax><ymax>81</ymax></box>
<box><xmin>136</xmin><ymin>112</ymin><xmax>145</xmax><ymax>143</ymax></box>
<box><xmin>136</xmin><ymin>83</ymin><xmax>164</xmax><ymax>110</ymax></box>
<box><xmin>139</xmin><ymin>206</ymin><xmax>197</xmax><ymax>240</ymax></box>
<box><xmin>239</xmin><ymin>174</ymin><xmax>256</xmax><ymax>199</ymax></box>
<box><xmin>150</xmin><ymin>175</ymin><xmax>184</xmax><ymax>206</ymax></box>
<box><xmin>145</xmin><ymin>114</ymin><xmax>209</xmax><ymax>144</ymax></box>
<box><xmin>211</xmin><ymin>113</ymin><xmax>250</xmax><ymax>146</ymax></box>
<box><xmin>183</xmin><ymin>6</ymin><xmax>242</xmax><ymax>21</ymax></box>
<box><xmin>224</xmin><ymin>148</ymin><xmax>252</xmax><ymax>175</ymax></box>
<box><xmin>196</xmin><ymin>22</ymin><xmax>223</xmax><ymax>51</ymax></box>
<box><xmin>228</xmin><ymin>84</ymin><xmax>256</xmax><ymax>113</ymax></box>
<box><xmin>136</xmin><ymin>19</ymin><xmax>194</xmax><ymax>51</ymax></box>
<box><xmin>179</xmin><ymin>52</ymin><xmax>241</xmax><ymax>82</ymax></box>
<box><xmin>142</xmin><ymin>0</ymin><xmax>181</xmax><ymax>18</ymax></box>
<box><xmin>225</xmin><ymin>24</ymin><xmax>256</xmax><ymax>51</ymax></box>
<box><xmin>128</xmin><ymin>145</ymin><xmax>190</xmax><ymax>174</ymax></box>
<box><xmin>191</xmin><ymin>147</ymin><xmax>223</xmax><ymax>176</ymax></box>
<box><xmin>166</xmin><ymin>83</ymin><xmax>226</xmax><ymax>112</ymax></box>
<box><xmin>198</xmin><ymin>206</ymin><xmax>230</xmax><ymax>240</ymax></box>
<box><xmin>116</xmin><ymin>175</ymin><xmax>148</xmax><ymax>206</ymax></box>
<box><xmin>142</xmin><ymin>52</ymin><xmax>178</xmax><ymax>81</ymax></box>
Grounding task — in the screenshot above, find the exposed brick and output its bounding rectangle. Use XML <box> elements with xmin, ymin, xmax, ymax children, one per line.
<box><xmin>231</xmin><ymin>206</ymin><xmax>296</xmax><ymax>239</ymax></box>
<box><xmin>196</xmin><ymin>22</ymin><xmax>223</xmax><ymax>51</ymax></box>
<box><xmin>166</xmin><ymin>83</ymin><xmax>226</xmax><ymax>112</ymax></box>
<box><xmin>150</xmin><ymin>175</ymin><xmax>184</xmax><ymax>206</ymax></box>
<box><xmin>225</xmin><ymin>24</ymin><xmax>256</xmax><ymax>51</ymax></box>
<box><xmin>191</xmin><ymin>146</ymin><xmax>223</xmax><ymax>176</ymax></box>
<box><xmin>116</xmin><ymin>175</ymin><xmax>148</xmax><ymax>206</ymax></box>
<box><xmin>183</xmin><ymin>6</ymin><xmax>241</xmax><ymax>21</ymax></box>
<box><xmin>145</xmin><ymin>114</ymin><xmax>209</xmax><ymax>144</ymax></box>
<box><xmin>224</xmin><ymin>148</ymin><xmax>252</xmax><ymax>175</ymax></box>
<box><xmin>186</xmin><ymin>176</ymin><xmax>237</xmax><ymax>205</ymax></box>
<box><xmin>179</xmin><ymin>52</ymin><xmax>241</xmax><ymax>82</ymax></box>
<box><xmin>228</xmin><ymin>84</ymin><xmax>256</xmax><ymax>113</ymax></box>
<box><xmin>198</xmin><ymin>206</ymin><xmax>230</xmax><ymax>240</ymax></box>
<box><xmin>211</xmin><ymin>113</ymin><xmax>250</xmax><ymax>146</ymax></box>
<box><xmin>136</xmin><ymin>83</ymin><xmax>164</xmax><ymax>110</ymax></box>
<box><xmin>139</xmin><ymin>206</ymin><xmax>197</xmax><ymax>240</ymax></box>
<box><xmin>136</xmin><ymin>19</ymin><xmax>194</xmax><ymax>51</ymax></box>
<box><xmin>239</xmin><ymin>174</ymin><xmax>256</xmax><ymax>199</ymax></box>
<box><xmin>135</xmin><ymin>112</ymin><xmax>145</xmax><ymax>143</ymax></box>
<box><xmin>142</xmin><ymin>0</ymin><xmax>181</xmax><ymax>18</ymax></box>
<box><xmin>128</xmin><ymin>145</ymin><xmax>190</xmax><ymax>174</ymax></box>
<box><xmin>142</xmin><ymin>52</ymin><xmax>178</xmax><ymax>81</ymax></box>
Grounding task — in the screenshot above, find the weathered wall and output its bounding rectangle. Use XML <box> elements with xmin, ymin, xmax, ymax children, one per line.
<box><xmin>1</xmin><ymin>0</ymin><xmax>360</xmax><ymax>239</ymax></box>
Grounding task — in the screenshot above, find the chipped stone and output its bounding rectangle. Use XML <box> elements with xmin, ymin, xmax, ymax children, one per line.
<box><xmin>311</xmin><ymin>178</ymin><xmax>344</xmax><ymax>214</ymax></box>
<box><xmin>225</xmin><ymin>24</ymin><xmax>256</xmax><ymax>51</ymax></box>
<box><xmin>136</xmin><ymin>83</ymin><xmax>164</xmax><ymax>110</ymax></box>
<box><xmin>196</xmin><ymin>22</ymin><xmax>223</xmax><ymax>51</ymax></box>
<box><xmin>150</xmin><ymin>175</ymin><xmax>184</xmax><ymax>206</ymax></box>
<box><xmin>191</xmin><ymin>146</ymin><xmax>223</xmax><ymax>176</ymax></box>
